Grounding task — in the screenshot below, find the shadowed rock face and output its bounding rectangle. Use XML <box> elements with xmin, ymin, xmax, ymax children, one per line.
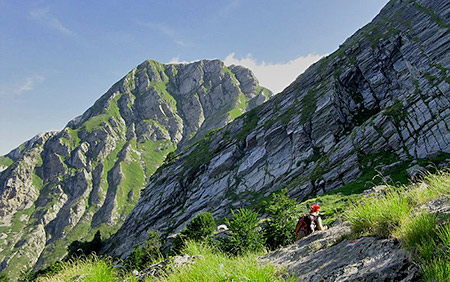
<box><xmin>106</xmin><ymin>0</ymin><xmax>450</xmax><ymax>258</ymax></box>
<box><xmin>0</xmin><ymin>59</ymin><xmax>271</xmax><ymax>278</ymax></box>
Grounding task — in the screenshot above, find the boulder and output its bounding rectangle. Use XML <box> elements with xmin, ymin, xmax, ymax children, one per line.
<box><xmin>406</xmin><ymin>165</ymin><xmax>427</xmax><ymax>180</ymax></box>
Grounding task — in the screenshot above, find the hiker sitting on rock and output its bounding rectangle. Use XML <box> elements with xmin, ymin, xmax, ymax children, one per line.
<box><xmin>295</xmin><ymin>204</ymin><xmax>327</xmax><ymax>241</ymax></box>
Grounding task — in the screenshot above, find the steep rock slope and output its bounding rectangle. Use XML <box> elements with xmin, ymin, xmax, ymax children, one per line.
<box><xmin>0</xmin><ymin>59</ymin><xmax>271</xmax><ymax>277</ymax></box>
<box><xmin>106</xmin><ymin>0</ymin><xmax>450</xmax><ymax>257</ymax></box>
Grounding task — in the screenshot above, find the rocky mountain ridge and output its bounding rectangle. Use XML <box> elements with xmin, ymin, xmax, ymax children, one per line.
<box><xmin>0</xmin><ymin>59</ymin><xmax>272</xmax><ymax>278</ymax></box>
<box><xmin>105</xmin><ymin>0</ymin><xmax>450</xmax><ymax>258</ymax></box>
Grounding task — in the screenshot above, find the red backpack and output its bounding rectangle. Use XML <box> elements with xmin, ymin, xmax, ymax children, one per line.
<box><xmin>295</xmin><ymin>214</ymin><xmax>316</xmax><ymax>239</ymax></box>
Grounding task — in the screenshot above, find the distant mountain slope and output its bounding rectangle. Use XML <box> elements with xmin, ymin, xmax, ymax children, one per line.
<box><xmin>106</xmin><ymin>0</ymin><xmax>450</xmax><ymax>258</ymax></box>
<box><xmin>0</xmin><ymin>59</ymin><xmax>272</xmax><ymax>278</ymax></box>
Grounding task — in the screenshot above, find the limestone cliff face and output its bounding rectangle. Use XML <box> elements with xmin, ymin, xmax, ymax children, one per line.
<box><xmin>0</xmin><ymin>59</ymin><xmax>271</xmax><ymax>278</ymax></box>
<box><xmin>106</xmin><ymin>0</ymin><xmax>450</xmax><ymax>258</ymax></box>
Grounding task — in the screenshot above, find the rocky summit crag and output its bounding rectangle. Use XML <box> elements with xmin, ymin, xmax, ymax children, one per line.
<box><xmin>106</xmin><ymin>0</ymin><xmax>450</xmax><ymax>258</ymax></box>
<box><xmin>0</xmin><ymin>59</ymin><xmax>272</xmax><ymax>278</ymax></box>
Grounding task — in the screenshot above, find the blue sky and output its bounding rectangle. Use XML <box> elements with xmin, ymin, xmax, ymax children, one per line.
<box><xmin>0</xmin><ymin>0</ymin><xmax>389</xmax><ymax>155</ymax></box>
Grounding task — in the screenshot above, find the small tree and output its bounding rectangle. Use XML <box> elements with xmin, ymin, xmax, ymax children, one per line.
<box><xmin>67</xmin><ymin>230</ymin><xmax>103</xmax><ymax>259</ymax></box>
<box><xmin>220</xmin><ymin>208</ymin><xmax>265</xmax><ymax>255</ymax></box>
<box><xmin>173</xmin><ymin>212</ymin><xmax>216</xmax><ymax>252</ymax></box>
<box><xmin>182</xmin><ymin>212</ymin><xmax>216</xmax><ymax>242</ymax></box>
<box><xmin>126</xmin><ymin>231</ymin><xmax>162</xmax><ymax>270</ymax></box>
<box><xmin>263</xmin><ymin>189</ymin><xmax>299</xmax><ymax>249</ymax></box>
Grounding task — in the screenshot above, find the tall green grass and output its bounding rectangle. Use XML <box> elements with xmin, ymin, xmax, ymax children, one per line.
<box><xmin>346</xmin><ymin>170</ymin><xmax>450</xmax><ymax>281</ymax></box>
<box><xmin>36</xmin><ymin>255</ymin><xmax>117</xmax><ymax>282</ymax></box>
<box><xmin>149</xmin><ymin>241</ymin><xmax>293</xmax><ymax>282</ymax></box>
<box><xmin>346</xmin><ymin>171</ymin><xmax>450</xmax><ymax>238</ymax></box>
<box><xmin>33</xmin><ymin>242</ymin><xmax>293</xmax><ymax>282</ymax></box>
<box><xmin>346</xmin><ymin>187</ymin><xmax>413</xmax><ymax>238</ymax></box>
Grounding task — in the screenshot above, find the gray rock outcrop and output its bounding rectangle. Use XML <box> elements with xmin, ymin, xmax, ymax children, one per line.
<box><xmin>259</xmin><ymin>223</ymin><xmax>418</xmax><ymax>281</ymax></box>
<box><xmin>106</xmin><ymin>0</ymin><xmax>450</xmax><ymax>258</ymax></box>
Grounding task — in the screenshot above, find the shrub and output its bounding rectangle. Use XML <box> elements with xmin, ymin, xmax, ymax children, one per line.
<box><xmin>21</xmin><ymin>261</ymin><xmax>65</xmax><ymax>281</ymax></box>
<box><xmin>173</xmin><ymin>212</ymin><xmax>216</xmax><ymax>252</ymax></box>
<box><xmin>219</xmin><ymin>208</ymin><xmax>265</xmax><ymax>255</ymax></box>
<box><xmin>0</xmin><ymin>273</ymin><xmax>9</xmax><ymax>282</ymax></box>
<box><xmin>126</xmin><ymin>231</ymin><xmax>162</xmax><ymax>270</ymax></box>
<box><xmin>182</xmin><ymin>212</ymin><xmax>216</xmax><ymax>242</ymax></box>
<box><xmin>262</xmin><ymin>189</ymin><xmax>299</xmax><ymax>250</ymax></box>
<box><xmin>67</xmin><ymin>230</ymin><xmax>103</xmax><ymax>259</ymax></box>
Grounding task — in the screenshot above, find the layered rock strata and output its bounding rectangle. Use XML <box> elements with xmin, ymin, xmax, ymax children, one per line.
<box><xmin>107</xmin><ymin>0</ymin><xmax>450</xmax><ymax>258</ymax></box>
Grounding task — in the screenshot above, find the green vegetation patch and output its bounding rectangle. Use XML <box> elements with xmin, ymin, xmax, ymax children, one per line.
<box><xmin>136</xmin><ymin>139</ymin><xmax>176</xmax><ymax>179</ymax></box>
<box><xmin>143</xmin><ymin>119</ymin><xmax>170</xmax><ymax>137</ymax></box>
<box><xmin>83</xmin><ymin>93</ymin><xmax>123</xmax><ymax>133</ymax></box>
<box><xmin>125</xmin><ymin>69</ymin><xmax>137</xmax><ymax>93</ymax></box>
<box><xmin>433</xmin><ymin>64</ymin><xmax>450</xmax><ymax>84</ymax></box>
<box><xmin>148</xmin><ymin>81</ymin><xmax>177</xmax><ymax>113</ymax></box>
<box><xmin>171</xmin><ymin>64</ymin><xmax>178</xmax><ymax>76</ymax></box>
<box><xmin>300</xmin><ymin>88</ymin><xmax>317</xmax><ymax>123</ymax></box>
<box><xmin>0</xmin><ymin>156</ymin><xmax>13</xmax><ymax>167</ymax></box>
<box><xmin>221</xmin><ymin>66</ymin><xmax>240</xmax><ymax>86</ymax></box>
<box><xmin>255</xmin><ymin>86</ymin><xmax>271</xmax><ymax>99</ymax></box>
<box><xmin>182</xmin><ymin>131</ymin><xmax>216</xmax><ymax>184</ymax></box>
<box><xmin>141</xmin><ymin>60</ymin><xmax>178</xmax><ymax>113</ymax></box>
<box><xmin>32</xmin><ymin>171</ymin><xmax>44</xmax><ymax>189</ymax></box>
<box><xmin>383</xmin><ymin>98</ymin><xmax>407</xmax><ymax>124</ymax></box>
<box><xmin>97</xmin><ymin>141</ymin><xmax>127</xmax><ymax>198</ymax></box>
<box><xmin>65</xmin><ymin>128</ymin><xmax>81</xmax><ymax>150</ymax></box>
<box><xmin>0</xmin><ymin>206</ymin><xmax>36</xmax><ymax>279</ymax></box>
<box><xmin>147</xmin><ymin>59</ymin><xmax>169</xmax><ymax>81</ymax></box>
<box><xmin>0</xmin><ymin>206</ymin><xmax>35</xmax><ymax>234</ymax></box>
<box><xmin>228</xmin><ymin>93</ymin><xmax>249</xmax><ymax>120</ymax></box>
<box><xmin>0</xmin><ymin>156</ymin><xmax>13</xmax><ymax>168</ymax></box>
<box><xmin>424</xmin><ymin>73</ymin><xmax>439</xmax><ymax>87</ymax></box>
<box><xmin>234</xmin><ymin>108</ymin><xmax>260</xmax><ymax>142</ymax></box>
<box><xmin>414</xmin><ymin>2</ymin><xmax>450</xmax><ymax>29</ymax></box>
<box><xmin>116</xmin><ymin>158</ymin><xmax>145</xmax><ymax>216</ymax></box>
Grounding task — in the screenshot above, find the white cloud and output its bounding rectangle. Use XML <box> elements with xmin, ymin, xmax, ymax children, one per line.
<box><xmin>169</xmin><ymin>57</ymin><xmax>191</xmax><ymax>64</ymax></box>
<box><xmin>168</xmin><ymin>53</ymin><xmax>326</xmax><ymax>93</ymax></box>
<box><xmin>30</xmin><ymin>8</ymin><xmax>74</xmax><ymax>36</ymax></box>
<box><xmin>15</xmin><ymin>75</ymin><xmax>45</xmax><ymax>95</ymax></box>
<box><xmin>135</xmin><ymin>21</ymin><xmax>187</xmax><ymax>47</ymax></box>
<box><xmin>224</xmin><ymin>53</ymin><xmax>326</xmax><ymax>93</ymax></box>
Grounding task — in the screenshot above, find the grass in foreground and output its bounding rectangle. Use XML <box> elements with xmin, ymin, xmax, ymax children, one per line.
<box><xmin>33</xmin><ymin>242</ymin><xmax>293</xmax><ymax>282</ymax></box>
<box><xmin>150</xmin><ymin>241</ymin><xmax>293</xmax><ymax>282</ymax></box>
<box><xmin>36</xmin><ymin>256</ymin><xmax>117</xmax><ymax>282</ymax></box>
<box><xmin>345</xmin><ymin>170</ymin><xmax>450</xmax><ymax>281</ymax></box>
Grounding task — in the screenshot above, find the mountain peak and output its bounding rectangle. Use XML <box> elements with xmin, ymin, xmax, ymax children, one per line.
<box><xmin>0</xmin><ymin>58</ymin><xmax>272</xmax><ymax>277</ymax></box>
